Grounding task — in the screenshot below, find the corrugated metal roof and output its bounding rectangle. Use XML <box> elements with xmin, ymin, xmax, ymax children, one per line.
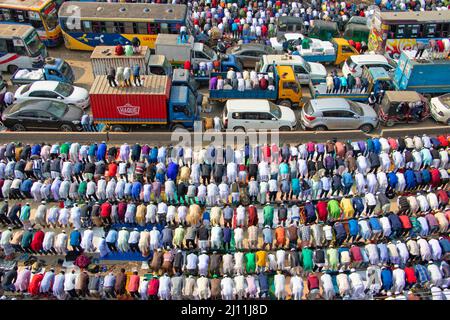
<box><xmin>89</xmin><ymin>75</ymin><xmax>169</xmax><ymax>95</ymax></box>
<box><xmin>0</xmin><ymin>24</ymin><xmax>34</xmax><ymax>38</ymax></box>
<box><xmin>0</xmin><ymin>0</ymin><xmax>50</xmax><ymax>10</ymax></box>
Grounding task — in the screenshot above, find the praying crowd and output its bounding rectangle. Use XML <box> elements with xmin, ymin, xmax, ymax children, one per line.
<box><xmin>0</xmin><ymin>133</ymin><xmax>448</xmax><ymax>300</ymax></box>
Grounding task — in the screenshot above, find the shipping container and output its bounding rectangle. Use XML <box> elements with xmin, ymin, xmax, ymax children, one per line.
<box><xmin>90</xmin><ymin>46</ymin><xmax>151</xmax><ymax>76</ymax></box>
<box><xmin>89</xmin><ymin>75</ymin><xmax>171</xmax><ymax>124</ymax></box>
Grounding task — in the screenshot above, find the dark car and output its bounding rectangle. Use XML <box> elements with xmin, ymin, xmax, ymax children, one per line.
<box><xmin>1</xmin><ymin>99</ymin><xmax>83</xmax><ymax>132</ymax></box>
<box><xmin>226</xmin><ymin>44</ymin><xmax>276</xmax><ymax>68</ymax></box>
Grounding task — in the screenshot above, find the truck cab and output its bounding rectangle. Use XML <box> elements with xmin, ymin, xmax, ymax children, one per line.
<box><xmin>168</xmin><ymin>85</ymin><xmax>200</xmax><ymax>130</ymax></box>
<box><xmin>172</xmin><ymin>68</ymin><xmax>203</xmax><ymax>107</ymax></box>
<box><xmin>148</xmin><ymin>55</ymin><xmax>173</xmax><ymax>76</ymax></box>
<box><xmin>331</xmin><ymin>38</ymin><xmax>359</xmax><ymax>66</ymax></box>
<box><xmin>275</xmin><ymin>65</ymin><xmax>302</xmax><ymax>107</ymax></box>
<box><xmin>192</xmin><ymin>42</ymin><xmax>218</xmax><ymax>65</ymax></box>
<box><xmin>44</xmin><ymin>58</ymin><xmax>74</xmax><ymax>83</ymax></box>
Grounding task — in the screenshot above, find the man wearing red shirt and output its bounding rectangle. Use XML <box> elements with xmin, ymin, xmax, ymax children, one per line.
<box><xmin>117</xmin><ymin>201</ymin><xmax>127</xmax><ymax>223</ymax></box>
<box><xmin>30</xmin><ymin>229</ymin><xmax>45</xmax><ymax>254</ymax></box>
<box><xmin>437</xmin><ymin>187</ymin><xmax>449</xmax><ymax>210</ymax></box>
<box><xmin>307</xmin><ymin>273</ymin><xmax>320</xmax><ymax>299</ymax></box>
<box><xmin>437</xmin><ymin>135</ymin><xmax>449</xmax><ymax>147</ymax></box>
<box><xmin>429</xmin><ymin>166</ymin><xmax>441</xmax><ymax>188</ymax></box>
<box><xmin>100</xmin><ymin>201</ymin><xmax>112</xmax><ymax>225</ymax></box>
<box><xmin>399</xmin><ymin>214</ymin><xmax>412</xmax><ymax>236</ymax></box>
<box><xmin>28</xmin><ymin>272</ymin><xmax>44</xmax><ymax>296</ymax></box>
<box><xmin>350</xmin><ymin>245</ymin><xmax>363</xmax><ymax>266</ymax></box>
<box><xmin>148</xmin><ymin>276</ymin><xmax>160</xmax><ymax>300</ymax></box>
<box><xmin>248</xmin><ymin>205</ymin><xmax>258</xmax><ymax>226</ymax></box>
<box><xmin>127</xmin><ymin>270</ymin><xmax>141</xmax><ymax>299</ymax></box>
<box><xmin>316</xmin><ymin>201</ymin><xmax>328</xmax><ymax>222</ymax></box>
<box><xmin>107</xmin><ymin>162</ymin><xmax>117</xmax><ymax>179</ymax></box>
<box><xmin>404</xmin><ymin>263</ymin><xmax>417</xmax><ymax>289</ymax></box>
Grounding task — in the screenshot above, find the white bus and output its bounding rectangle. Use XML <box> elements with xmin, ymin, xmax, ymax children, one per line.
<box><xmin>0</xmin><ymin>23</ymin><xmax>47</xmax><ymax>73</ymax></box>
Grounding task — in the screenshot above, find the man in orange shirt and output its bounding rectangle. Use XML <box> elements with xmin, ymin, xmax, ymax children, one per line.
<box><xmin>127</xmin><ymin>270</ymin><xmax>140</xmax><ymax>299</ymax></box>
<box><xmin>275</xmin><ymin>225</ymin><xmax>286</xmax><ymax>249</ymax></box>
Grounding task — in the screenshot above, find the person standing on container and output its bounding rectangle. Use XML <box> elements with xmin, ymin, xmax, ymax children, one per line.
<box><xmin>107</xmin><ymin>67</ymin><xmax>117</xmax><ymax>87</ymax></box>
<box><xmin>123</xmin><ymin>67</ymin><xmax>131</xmax><ymax>87</ymax></box>
<box><xmin>133</xmin><ymin>64</ymin><xmax>141</xmax><ymax>87</ymax></box>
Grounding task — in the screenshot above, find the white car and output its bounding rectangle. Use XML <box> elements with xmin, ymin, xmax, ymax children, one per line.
<box><xmin>342</xmin><ymin>54</ymin><xmax>396</xmax><ymax>78</ymax></box>
<box><xmin>14</xmin><ymin>81</ymin><xmax>90</xmax><ymax>109</ymax></box>
<box><xmin>430</xmin><ymin>94</ymin><xmax>450</xmax><ymax>125</ymax></box>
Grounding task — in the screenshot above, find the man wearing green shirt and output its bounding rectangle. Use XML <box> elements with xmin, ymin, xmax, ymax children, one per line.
<box><xmin>60</xmin><ymin>142</ymin><xmax>70</xmax><ymax>158</ymax></box>
<box><xmin>78</xmin><ymin>180</ymin><xmax>87</xmax><ymax>200</ymax></box>
<box><xmin>263</xmin><ymin>203</ymin><xmax>274</xmax><ymax>228</ymax></box>
<box><xmin>245</xmin><ymin>251</ymin><xmax>256</xmax><ymax>274</ymax></box>
<box><xmin>21</xmin><ymin>228</ymin><xmax>34</xmax><ymax>253</ymax></box>
<box><xmin>327</xmin><ymin>198</ymin><xmax>342</xmax><ymax>220</ymax></box>
<box><xmin>19</xmin><ymin>203</ymin><xmax>31</xmax><ymax>224</ymax></box>
<box><xmin>301</xmin><ymin>247</ymin><xmax>314</xmax><ymax>272</ymax></box>
<box><xmin>327</xmin><ymin>246</ymin><xmax>339</xmax><ymax>271</ymax></box>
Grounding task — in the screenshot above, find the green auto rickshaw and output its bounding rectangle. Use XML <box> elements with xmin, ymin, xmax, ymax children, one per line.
<box><xmin>308</xmin><ymin>20</ymin><xmax>339</xmax><ymax>41</ymax></box>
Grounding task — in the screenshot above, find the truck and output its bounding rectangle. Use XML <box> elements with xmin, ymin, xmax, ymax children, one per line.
<box><xmin>291</xmin><ymin>38</ymin><xmax>359</xmax><ymax>66</ymax></box>
<box><xmin>90</xmin><ymin>46</ymin><xmax>174</xmax><ymax>77</ymax></box>
<box><xmin>256</xmin><ymin>54</ymin><xmax>327</xmax><ymax>85</ymax></box>
<box><xmin>271</xmin><ymin>35</ymin><xmax>359</xmax><ymax>66</ymax></box>
<box><xmin>89</xmin><ymin>75</ymin><xmax>200</xmax><ymax>132</ymax></box>
<box><xmin>393</xmin><ymin>51</ymin><xmax>450</xmax><ymax>95</ymax></box>
<box><xmin>10</xmin><ymin>58</ymin><xmax>74</xmax><ymax>86</ymax></box>
<box><xmin>208</xmin><ymin>65</ymin><xmax>302</xmax><ymax>108</ymax></box>
<box><xmin>155</xmin><ymin>34</ymin><xmax>219</xmax><ymax>66</ymax></box>
<box><xmin>309</xmin><ymin>67</ymin><xmax>394</xmax><ymax>102</ymax></box>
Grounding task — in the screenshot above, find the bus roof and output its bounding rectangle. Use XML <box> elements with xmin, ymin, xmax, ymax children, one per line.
<box><xmin>379</xmin><ymin>11</ymin><xmax>450</xmax><ymax>24</ymax></box>
<box><xmin>58</xmin><ymin>1</ymin><xmax>188</xmax><ymax>22</ymax></box>
<box><xmin>0</xmin><ymin>24</ymin><xmax>34</xmax><ymax>38</ymax></box>
<box><xmin>0</xmin><ymin>0</ymin><xmax>52</xmax><ymax>10</ymax></box>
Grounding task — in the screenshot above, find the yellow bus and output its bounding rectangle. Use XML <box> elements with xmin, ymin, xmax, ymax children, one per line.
<box><xmin>0</xmin><ymin>0</ymin><xmax>62</xmax><ymax>47</ymax></box>
<box><xmin>368</xmin><ymin>10</ymin><xmax>450</xmax><ymax>59</ymax></box>
<box><xmin>58</xmin><ymin>1</ymin><xmax>192</xmax><ymax>51</ymax></box>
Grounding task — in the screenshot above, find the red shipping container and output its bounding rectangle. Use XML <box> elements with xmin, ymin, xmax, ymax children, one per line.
<box><xmin>89</xmin><ymin>75</ymin><xmax>171</xmax><ymax>124</ymax></box>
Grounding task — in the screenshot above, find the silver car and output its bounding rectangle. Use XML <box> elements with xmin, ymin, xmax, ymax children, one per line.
<box><xmin>300</xmin><ymin>98</ymin><xmax>379</xmax><ymax>133</ymax></box>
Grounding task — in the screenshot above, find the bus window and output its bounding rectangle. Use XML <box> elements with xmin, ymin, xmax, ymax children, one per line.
<box><xmin>137</xmin><ymin>23</ymin><xmax>148</xmax><ymax>34</ymax></box>
<box><xmin>82</xmin><ymin>21</ymin><xmax>92</xmax><ymax>33</ymax></box>
<box><xmin>442</xmin><ymin>23</ymin><xmax>449</xmax><ymax>37</ymax></box>
<box><xmin>41</xmin><ymin>2</ymin><xmax>58</xmax><ymax>31</ymax></box>
<box><xmin>0</xmin><ymin>8</ymin><xmax>11</xmax><ymax>20</ymax></box>
<box><xmin>148</xmin><ymin>23</ymin><xmax>159</xmax><ymax>35</ymax></box>
<box><xmin>395</xmin><ymin>25</ymin><xmax>406</xmax><ymax>38</ymax></box>
<box><xmin>114</xmin><ymin>22</ymin><xmax>124</xmax><ymax>34</ymax></box>
<box><xmin>105</xmin><ymin>22</ymin><xmax>115</xmax><ymax>33</ymax></box>
<box><xmin>15</xmin><ymin>10</ymin><xmax>27</xmax><ymax>22</ymax></box>
<box><xmin>0</xmin><ymin>39</ymin><xmax>7</xmax><ymax>52</ymax></box>
<box><xmin>92</xmin><ymin>21</ymin><xmax>102</xmax><ymax>33</ymax></box>
<box><xmin>124</xmin><ymin>22</ymin><xmax>134</xmax><ymax>34</ymax></box>
<box><xmin>409</xmin><ymin>24</ymin><xmax>420</xmax><ymax>38</ymax></box>
<box><xmin>160</xmin><ymin>23</ymin><xmax>169</xmax><ymax>34</ymax></box>
<box><xmin>424</xmin><ymin>24</ymin><xmax>437</xmax><ymax>38</ymax></box>
<box><xmin>28</xmin><ymin>11</ymin><xmax>44</xmax><ymax>30</ymax></box>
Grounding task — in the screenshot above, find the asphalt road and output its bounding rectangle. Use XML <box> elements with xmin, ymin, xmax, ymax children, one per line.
<box><xmin>0</xmin><ymin>46</ymin><xmax>447</xmax><ymax>142</ymax></box>
<box><xmin>0</xmin><ymin>126</ymin><xmax>447</xmax><ymax>145</ymax></box>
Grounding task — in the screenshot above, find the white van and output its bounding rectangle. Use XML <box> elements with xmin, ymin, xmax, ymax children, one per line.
<box><xmin>342</xmin><ymin>54</ymin><xmax>396</xmax><ymax>77</ymax></box>
<box><xmin>222</xmin><ymin>99</ymin><xmax>297</xmax><ymax>131</ymax></box>
<box><xmin>257</xmin><ymin>54</ymin><xmax>327</xmax><ymax>85</ymax></box>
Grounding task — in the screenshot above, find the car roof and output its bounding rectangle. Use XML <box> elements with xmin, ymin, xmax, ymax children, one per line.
<box><xmin>226</xmin><ymin>100</ymin><xmax>270</xmax><ymax>112</ymax></box>
<box><xmin>282</xmin><ymin>33</ymin><xmax>304</xmax><ymax>40</ymax></box>
<box><xmin>28</xmin><ymin>81</ymin><xmax>60</xmax><ymax>92</ymax></box>
<box><xmin>310</xmin><ymin>98</ymin><xmax>351</xmax><ymax>111</ymax></box>
<box><xmin>349</xmin><ymin>54</ymin><xmax>388</xmax><ymax>64</ymax></box>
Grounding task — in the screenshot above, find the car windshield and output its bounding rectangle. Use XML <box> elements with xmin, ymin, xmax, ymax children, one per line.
<box><xmin>304</xmin><ymin>102</ymin><xmax>313</xmax><ymax>115</ymax></box>
<box><xmin>47</xmin><ymin>102</ymin><xmax>67</xmax><ymax>118</ymax></box>
<box><xmin>439</xmin><ymin>94</ymin><xmax>450</xmax><ymax>109</ymax></box>
<box><xmin>347</xmin><ymin>56</ymin><xmax>358</xmax><ymax>69</ymax></box>
<box><xmin>54</xmin><ymin>83</ymin><xmax>74</xmax><ymax>97</ymax></box>
<box><xmin>60</xmin><ymin>62</ymin><xmax>71</xmax><ymax>77</ymax></box>
<box><xmin>20</xmin><ymin>84</ymin><xmax>32</xmax><ymax>95</ymax></box>
<box><xmin>349</xmin><ymin>101</ymin><xmax>364</xmax><ymax>115</ymax></box>
<box><xmin>304</xmin><ymin>61</ymin><xmax>312</xmax><ymax>73</ymax></box>
<box><xmin>269</xmin><ymin>102</ymin><xmax>281</xmax><ymax>118</ymax></box>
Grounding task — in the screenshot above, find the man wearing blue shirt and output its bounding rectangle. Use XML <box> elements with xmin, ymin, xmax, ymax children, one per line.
<box><xmin>106</xmin><ymin>229</ymin><xmax>118</xmax><ymax>252</ymax></box>
<box><xmin>347</xmin><ymin>218</ymin><xmax>359</xmax><ymax>243</ymax></box>
<box><xmin>70</xmin><ymin>228</ymin><xmax>82</xmax><ymax>252</ymax></box>
<box><xmin>97</xmin><ymin>142</ymin><xmax>107</xmax><ymax>162</ymax></box>
<box><xmin>131</xmin><ymin>181</ymin><xmax>142</xmax><ymax>202</ymax></box>
<box><xmin>381</xmin><ymin>267</ymin><xmax>393</xmax><ymax>293</ymax></box>
<box><xmin>20</xmin><ymin>178</ymin><xmax>33</xmax><ymax>198</ymax></box>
